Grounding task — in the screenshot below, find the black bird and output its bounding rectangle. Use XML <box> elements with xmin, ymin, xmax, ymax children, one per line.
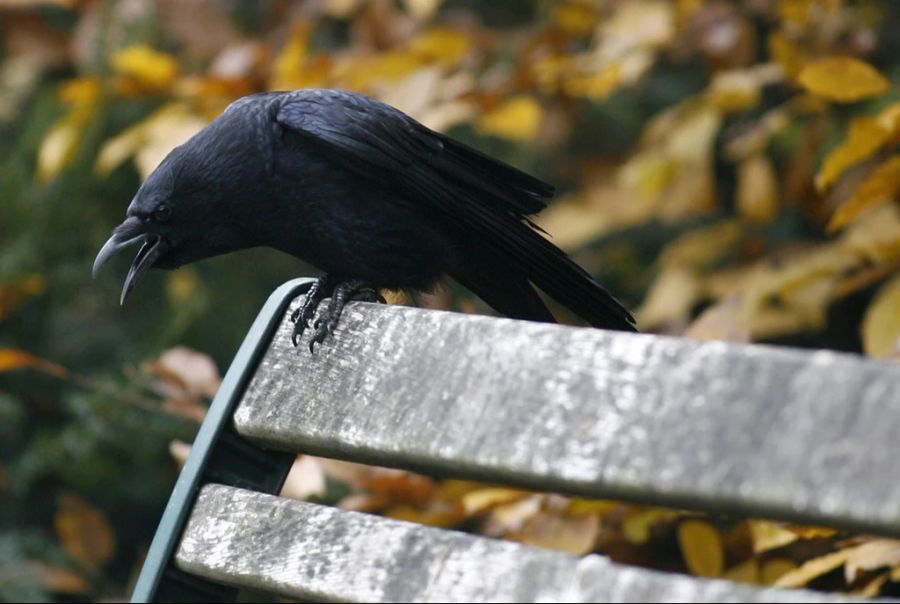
<box><xmin>93</xmin><ymin>89</ymin><xmax>635</xmax><ymax>350</ymax></box>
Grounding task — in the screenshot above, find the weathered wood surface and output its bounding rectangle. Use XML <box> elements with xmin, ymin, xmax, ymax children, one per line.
<box><xmin>234</xmin><ymin>298</ymin><xmax>900</xmax><ymax>534</ymax></box>
<box><xmin>177</xmin><ymin>484</ymin><xmax>863</xmax><ymax>603</ymax></box>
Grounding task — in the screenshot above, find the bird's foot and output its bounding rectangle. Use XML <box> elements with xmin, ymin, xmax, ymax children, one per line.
<box><xmin>293</xmin><ymin>277</ymin><xmax>385</xmax><ymax>352</ymax></box>
<box><xmin>290</xmin><ymin>276</ymin><xmax>333</xmax><ymax>346</ymax></box>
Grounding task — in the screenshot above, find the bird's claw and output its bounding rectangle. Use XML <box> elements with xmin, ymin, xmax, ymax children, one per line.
<box><xmin>292</xmin><ymin>276</ymin><xmax>385</xmax><ymax>352</ymax></box>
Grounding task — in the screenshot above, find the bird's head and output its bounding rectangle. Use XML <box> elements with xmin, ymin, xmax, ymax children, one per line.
<box><xmin>92</xmin><ymin>140</ymin><xmax>254</xmax><ymax>304</ymax></box>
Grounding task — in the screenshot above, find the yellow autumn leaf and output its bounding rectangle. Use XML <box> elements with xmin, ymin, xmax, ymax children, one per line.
<box><xmin>747</xmin><ymin>520</ymin><xmax>798</xmax><ymax>554</ymax></box>
<box><xmin>401</xmin><ymin>0</ymin><xmax>443</xmax><ymax>20</ymax></box>
<box><xmin>677</xmin><ymin>520</ymin><xmax>724</xmax><ymax>578</ymax></box>
<box><xmin>564</xmin><ymin>64</ymin><xmax>622</xmax><ymax>101</ymax></box>
<box><xmin>723</xmin><ymin>559</ymin><xmax>759</xmax><ymax>584</ymax></box>
<box><xmin>768</xmin><ymin>31</ymin><xmax>810</xmax><ymax>79</ymax></box>
<box><xmin>55</xmin><ymin>493</ymin><xmax>115</xmax><ymax>568</ymax></box>
<box><xmin>816</xmin><ymin>117</ymin><xmax>890</xmax><ymax>191</ymax></box>
<box><xmin>0</xmin><ymin>348</ymin><xmax>68</xmax><ymax>378</ymax></box>
<box><xmin>622</xmin><ymin>508</ymin><xmax>678</xmax><ymax>545</ymax></box>
<box><xmin>509</xmin><ymin>512</ymin><xmax>599</xmax><ymax>555</ymax></box>
<box><xmin>761</xmin><ymin>558</ymin><xmax>798</xmax><ymax>584</ymax></box>
<box><xmin>737</xmin><ymin>153</ymin><xmax>779</xmax><ymax>223</ymax></box>
<box><xmin>111</xmin><ymin>45</ymin><xmax>179</xmax><ymax>91</ymax></box>
<box><xmin>95</xmin><ymin>103</ymin><xmax>206</xmax><ymax>178</ymax></box>
<box><xmin>409</xmin><ymin>28</ymin><xmax>471</xmax><ymax>65</ymax></box>
<box><xmin>878</xmin><ymin>101</ymin><xmax>900</xmax><ymax>144</ymax></box>
<box><xmin>829</xmin><ymin>155</ymin><xmax>900</xmax><ymax>232</ymax></box>
<box><xmin>844</xmin><ymin>539</ymin><xmax>900</xmax><ymax>583</ymax></box>
<box><xmin>635</xmin><ymin>266</ymin><xmax>701</xmax><ymax>329</ymax></box>
<box><xmin>37</xmin><ymin>78</ymin><xmax>101</xmax><ymax>182</ymax></box>
<box><xmin>862</xmin><ymin>275</ymin><xmax>900</xmax><ymax>358</ymax></box>
<box><xmin>553</xmin><ymin>1</ymin><xmax>597</xmax><ymax>36</ymax></box>
<box><xmin>270</xmin><ymin>23</ymin><xmax>312</xmax><ymax>91</ymax></box>
<box><xmin>476</xmin><ymin>96</ymin><xmax>543</xmax><ymax>141</ymax></box>
<box><xmin>0</xmin><ymin>273</ymin><xmax>46</xmax><ymax>320</ymax></box>
<box><xmin>798</xmin><ymin>57</ymin><xmax>889</xmax><ymax>103</ymax></box>
<box><xmin>461</xmin><ymin>487</ymin><xmax>528</xmax><ymax>515</ymax></box>
<box><xmin>774</xmin><ymin>549</ymin><xmax>849</xmax><ymax>588</ymax></box>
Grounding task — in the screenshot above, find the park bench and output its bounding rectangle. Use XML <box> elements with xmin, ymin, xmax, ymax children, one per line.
<box><xmin>131</xmin><ymin>277</ymin><xmax>900</xmax><ymax>603</ymax></box>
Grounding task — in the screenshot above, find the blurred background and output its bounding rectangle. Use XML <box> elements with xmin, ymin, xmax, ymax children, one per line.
<box><xmin>2</xmin><ymin>0</ymin><xmax>899</xmax><ymax>600</ymax></box>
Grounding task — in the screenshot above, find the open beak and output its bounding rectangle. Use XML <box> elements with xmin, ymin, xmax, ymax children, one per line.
<box><xmin>92</xmin><ymin>217</ymin><xmax>169</xmax><ymax>305</ymax></box>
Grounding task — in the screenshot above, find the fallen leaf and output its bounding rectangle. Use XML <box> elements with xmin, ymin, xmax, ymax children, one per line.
<box><xmin>0</xmin><ymin>348</ymin><xmax>68</xmax><ymax>378</ymax></box>
<box><xmin>476</xmin><ymin>96</ymin><xmax>543</xmax><ymax>142</ymax></box>
<box><xmin>156</xmin><ymin>346</ymin><xmax>221</xmax><ymax>399</ymax></box>
<box><xmin>684</xmin><ymin>296</ymin><xmax>750</xmax><ymax>342</ymax></box>
<box><xmin>737</xmin><ymin>153</ymin><xmax>779</xmax><ymax>223</ymax></box>
<box><xmin>24</xmin><ymin>561</ymin><xmax>90</xmax><ymax>595</ymax></box>
<box><xmin>169</xmin><ymin>440</ymin><xmax>191</xmax><ymax>466</ymax></box>
<box><xmin>829</xmin><ymin>155</ymin><xmax>900</xmax><ymax>232</ymax></box>
<box><xmin>816</xmin><ymin>117</ymin><xmax>890</xmax><ymax>191</ymax></box>
<box><xmin>845</xmin><ymin>539</ymin><xmax>900</xmax><ymax>583</ymax></box>
<box><xmin>635</xmin><ymin>266</ymin><xmax>701</xmax><ymax>329</ymax></box>
<box><xmin>678</xmin><ymin>519</ymin><xmax>724</xmax><ymax>578</ymax></box>
<box><xmin>798</xmin><ymin>57</ymin><xmax>889</xmax><ymax>103</ymax></box>
<box><xmin>862</xmin><ymin>275</ymin><xmax>900</xmax><ymax>358</ymax></box>
<box><xmin>280</xmin><ymin>455</ymin><xmax>327</xmax><ymax>500</ymax></box>
<box><xmin>747</xmin><ymin>520</ymin><xmax>799</xmax><ymax>554</ymax></box>
<box><xmin>462</xmin><ymin>487</ymin><xmax>529</xmax><ymax>516</ymax></box>
<box><xmin>761</xmin><ymin>558</ymin><xmax>798</xmax><ymax>584</ymax></box>
<box><xmin>0</xmin><ymin>273</ymin><xmax>46</xmax><ymax>321</ymax></box>
<box><xmin>55</xmin><ymin>493</ymin><xmax>115</xmax><ymax>568</ymax></box>
<box><xmin>508</xmin><ymin>510</ymin><xmax>600</xmax><ymax>555</ymax></box>
<box><xmin>774</xmin><ymin>550</ymin><xmax>848</xmax><ymax>588</ymax></box>
<box><xmin>111</xmin><ymin>45</ymin><xmax>179</xmax><ymax>91</ymax></box>
<box><xmin>723</xmin><ymin>558</ymin><xmax>759</xmax><ymax>584</ymax></box>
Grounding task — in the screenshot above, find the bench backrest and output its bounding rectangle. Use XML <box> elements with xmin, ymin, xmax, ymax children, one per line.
<box><xmin>131</xmin><ymin>278</ymin><xmax>900</xmax><ymax>602</ymax></box>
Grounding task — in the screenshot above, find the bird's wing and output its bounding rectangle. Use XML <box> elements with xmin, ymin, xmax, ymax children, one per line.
<box><xmin>275</xmin><ymin>89</ymin><xmax>634</xmax><ymax>330</ymax></box>
<box><xmin>274</xmin><ymin>89</ymin><xmax>553</xmax><ymax>222</ymax></box>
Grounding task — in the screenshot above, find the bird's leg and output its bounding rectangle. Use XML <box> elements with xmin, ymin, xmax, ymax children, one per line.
<box><xmin>290</xmin><ymin>275</ymin><xmax>335</xmax><ymax>346</ymax></box>
<box><xmin>309</xmin><ymin>278</ymin><xmax>385</xmax><ymax>352</ymax></box>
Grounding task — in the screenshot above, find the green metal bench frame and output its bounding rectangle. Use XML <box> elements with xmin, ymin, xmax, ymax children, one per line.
<box><xmin>131</xmin><ymin>278</ymin><xmax>314</xmax><ymax>602</ymax></box>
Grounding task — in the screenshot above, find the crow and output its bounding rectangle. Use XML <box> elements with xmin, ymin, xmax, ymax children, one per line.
<box><xmin>93</xmin><ymin>89</ymin><xmax>635</xmax><ymax>350</ymax></box>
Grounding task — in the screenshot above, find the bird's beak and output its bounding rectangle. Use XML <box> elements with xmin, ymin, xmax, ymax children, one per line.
<box><xmin>92</xmin><ymin>217</ymin><xmax>170</xmax><ymax>305</ymax></box>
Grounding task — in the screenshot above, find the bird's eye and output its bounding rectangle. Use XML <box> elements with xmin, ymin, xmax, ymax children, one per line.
<box><xmin>154</xmin><ymin>204</ymin><xmax>172</xmax><ymax>223</ymax></box>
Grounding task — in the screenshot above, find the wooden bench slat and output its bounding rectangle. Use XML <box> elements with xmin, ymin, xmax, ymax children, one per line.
<box><xmin>234</xmin><ymin>300</ymin><xmax>900</xmax><ymax>534</ymax></box>
<box><xmin>177</xmin><ymin>484</ymin><xmax>858</xmax><ymax>603</ymax></box>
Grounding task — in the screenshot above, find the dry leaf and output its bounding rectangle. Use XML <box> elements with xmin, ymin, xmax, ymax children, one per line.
<box><xmin>623</xmin><ymin>508</ymin><xmax>677</xmax><ymax>545</ymax></box>
<box><xmin>761</xmin><ymin>558</ymin><xmax>798</xmax><ymax>584</ymax></box>
<box><xmin>0</xmin><ymin>273</ymin><xmax>46</xmax><ymax>320</ymax></box>
<box><xmin>862</xmin><ymin>275</ymin><xmax>900</xmax><ymax>358</ymax></box>
<box><xmin>636</xmin><ymin>266</ymin><xmax>701</xmax><ymax>329</ymax></box>
<box><xmin>111</xmin><ymin>45</ymin><xmax>179</xmax><ymax>91</ymax></box>
<box><xmin>280</xmin><ymin>455</ymin><xmax>327</xmax><ymax>500</ymax></box>
<box><xmin>24</xmin><ymin>561</ymin><xmax>90</xmax><ymax>595</ymax></box>
<box><xmin>168</xmin><ymin>440</ymin><xmax>191</xmax><ymax>467</ymax></box>
<box><xmin>737</xmin><ymin>154</ymin><xmax>780</xmax><ymax>224</ymax></box>
<box><xmin>476</xmin><ymin>96</ymin><xmax>543</xmax><ymax>141</ymax></box>
<box><xmin>829</xmin><ymin>155</ymin><xmax>900</xmax><ymax>232</ymax></box>
<box><xmin>816</xmin><ymin>117</ymin><xmax>890</xmax><ymax>191</ymax></box>
<box><xmin>748</xmin><ymin>520</ymin><xmax>799</xmax><ymax>554</ymax></box>
<box><xmin>508</xmin><ymin>511</ymin><xmax>600</xmax><ymax>555</ymax></box>
<box><xmin>678</xmin><ymin>520</ymin><xmax>724</xmax><ymax>578</ymax></box>
<box><xmin>155</xmin><ymin>346</ymin><xmax>221</xmax><ymax>399</ymax></box>
<box><xmin>723</xmin><ymin>558</ymin><xmax>759</xmax><ymax>584</ymax></box>
<box><xmin>798</xmin><ymin>57</ymin><xmax>889</xmax><ymax>103</ymax></box>
<box><xmin>55</xmin><ymin>493</ymin><xmax>115</xmax><ymax>568</ymax></box>
<box><xmin>844</xmin><ymin>539</ymin><xmax>900</xmax><ymax>583</ymax></box>
<box><xmin>462</xmin><ymin>487</ymin><xmax>529</xmax><ymax>516</ymax></box>
<box><xmin>684</xmin><ymin>296</ymin><xmax>750</xmax><ymax>342</ymax></box>
<box><xmin>774</xmin><ymin>550</ymin><xmax>848</xmax><ymax>588</ymax></box>
<box><xmin>0</xmin><ymin>348</ymin><xmax>68</xmax><ymax>378</ymax></box>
